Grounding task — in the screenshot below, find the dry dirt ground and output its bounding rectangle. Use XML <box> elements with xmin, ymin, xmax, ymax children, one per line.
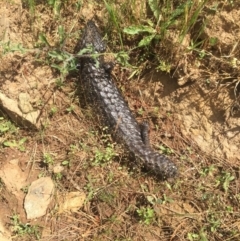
<box><xmin>0</xmin><ymin>0</ymin><xmax>239</xmax><ymax>241</ymax></box>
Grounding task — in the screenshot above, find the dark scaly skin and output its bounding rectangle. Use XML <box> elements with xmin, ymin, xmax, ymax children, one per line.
<box><xmin>77</xmin><ymin>21</ymin><xmax>177</xmax><ymax>179</ymax></box>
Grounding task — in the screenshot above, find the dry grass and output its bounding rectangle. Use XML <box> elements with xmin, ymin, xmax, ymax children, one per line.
<box><xmin>0</xmin><ymin>0</ymin><xmax>239</xmax><ymax>240</ymax></box>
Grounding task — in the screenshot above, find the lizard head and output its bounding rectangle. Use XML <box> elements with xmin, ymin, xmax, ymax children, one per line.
<box><xmin>80</xmin><ymin>20</ymin><xmax>106</xmax><ymax>53</ymax></box>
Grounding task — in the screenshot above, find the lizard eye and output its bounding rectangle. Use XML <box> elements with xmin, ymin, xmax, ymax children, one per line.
<box><xmin>76</xmin><ymin>63</ymin><xmax>81</xmax><ymax>70</ymax></box>
<box><xmin>103</xmin><ymin>62</ymin><xmax>115</xmax><ymax>73</ymax></box>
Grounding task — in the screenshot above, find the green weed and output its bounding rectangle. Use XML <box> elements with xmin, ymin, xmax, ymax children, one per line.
<box><xmin>200</xmin><ymin>165</ymin><xmax>216</xmax><ymax>177</ymax></box>
<box><xmin>48</xmin><ymin>0</ymin><xmax>62</xmax><ymax>17</ymax></box>
<box><xmin>10</xmin><ymin>214</ymin><xmax>41</xmax><ymax>239</ymax></box>
<box><xmin>23</xmin><ymin>0</ymin><xmax>64</xmax><ymax>18</ymax></box>
<box><xmin>104</xmin><ymin>0</ymin><xmax>123</xmax><ymax>47</ymax></box>
<box><xmin>0</xmin><ymin>117</ymin><xmax>18</xmax><ymax>135</ymax></box>
<box><xmin>0</xmin><ymin>117</ymin><xmax>25</xmax><ymax>151</ymax></box>
<box><xmin>206</xmin><ymin>213</ymin><xmax>221</xmax><ymax>232</ymax></box>
<box><xmin>156</xmin><ymin>60</ymin><xmax>171</xmax><ymax>72</ymax></box>
<box><xmin>216</xmin><ymin>172</ymin><xmax>235</xmax><ymax>193</ymax></box>
<box><xmin>92</xmin><ymin>143</ymin><xmax>116</xmax><ymax>166</ymax></box>
<box><xmin>123</xmin><ymin>22</ymin><xmax>157</xmax><ymax>48</ymax></box>
<box><xmin>159</xmin><ymin>193</ymin><xmax>174</xmax><ymax>204</ymax></box>
<box><xmin>84</xmin><ymin>174</ymin><xmax>97</xmax><ymax>201</ymax></box>
<box><xmin>187</xmin><ymin>229</ymin><xmax>208</xmax><ymax>241</ymax></box>
<box><xmin>3</xmin><ymin>138</ymin><xmax>27</xmax><ymax>151</ymax></box>
<box><xmin>178</xmin><ymin>0</ymin><xmax>208</xmax><ymax>42</ymax></box>
<box><xmin>54</xmin><ymin>172</ymin><xmax>63</xmax><ymax>181</ymax></box>
<box><xmin>123</xmin><ymin>0</ymin><xmax>209</xmax><ymax>45</ymax></box>
<box><xmin>136</xmin><ymin>207</ymin><xmax>155</xmax><ymax>225</ymax></box>
<box><xmin>1</xmin><ymin>41</ymin><xmax>28</xmax><ymax>55</ymax></box>
<box><xmin>47</xmin><ymin>49</ymin><xmax>78</xmax><ymax>84</ymax></box>
<box><xmin>66</xmin><ymin>105</ymin><xmax>75</xmax><ymax>113</ymax></box>
<box><xmin>43</xmin><ymin>153</ymin><xmax>54</xmax><ymax>166</ymax></box>
<box><xmin>22</xmin><ymin>0</ymin><xmax>35</xmax><ymax>16</ymax></box>
<box><xmin>49</xmin><ymin>106</ymin><xmax>58</xmax><ymax>117</ymax></box>
<box><xmin>114</xmin><ymin>50</ymin><xmax>131</xmax><ymax>67</ymax></box>
<box><xmin>61</xmin><ymin>160</ymin><xmax>70</xmax><ymax>166</ymax></box>
<box><xmin>159</xmin><ymin>145</ymin><xmax>174</xmax><ymax>155</ymax></box>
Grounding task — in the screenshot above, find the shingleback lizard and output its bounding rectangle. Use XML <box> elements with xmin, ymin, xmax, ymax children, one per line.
<box><xmin>76</xmin><ymin>20</ymin><xmax>177</xmax><ymax>179</ymax></box>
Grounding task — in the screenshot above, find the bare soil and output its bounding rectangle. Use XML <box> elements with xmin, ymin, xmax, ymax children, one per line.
<box><xmin>0</xmin><ymin>0</ymin><xmax>239</xmax><ymax>241</ymax></box>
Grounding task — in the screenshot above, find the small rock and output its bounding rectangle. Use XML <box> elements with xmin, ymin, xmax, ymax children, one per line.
<box><xmin>24</xmin><ymin>177</ymin><xmax>54</xmax><ymax>219</ymax></box>
<box><xmin>18</xmin><ymin>93</ymin><xmax>33</xmax><ymax>114</ymax></box>
<box><xmin>0</xmin><ymin>91</ymin><xmax>40</xmax><ymax>129</ymax></box>
<box><xmin>58</xmin><ymin>191</ymin><xmax>86</xmax><ymax>213</ymax></box>
<box><xmin>178</xmin><ymin>76</ymin><xmax>189</xmax><ymax>86</ymax></box>
<box><xmin>53</xmin><ymin>164</ymin><xmax>64</xmax><ymax>173</ymax></box>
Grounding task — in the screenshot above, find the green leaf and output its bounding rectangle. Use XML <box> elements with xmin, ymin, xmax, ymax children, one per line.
<box><xmin>51</xmin><ymin>63</ymin><xmax>62</xmax><ymax>72</ymax></box>
<box><xmin>19</xmin><ymin>137</ymin><xmax>27</xmax><ymax>145</ymax></box>
<box><xmin>48</xmin><ymin>51</ymin><xmax>65</xmax><ymax>61</ymax></box>
<box><xmin>148</xmin><ymin>0</ymin><xmax>160</xmax><ymax>20</ymax></box>
<box><xmin>138</xmin><ymin>34</ymin><xmax>155</xmax><ymax>47</ymax></box>
<box><xmin>0</xmin><ymin>125</ymin><xmax>9</xmax><ymax>133</ymax></box>
<box><xmin>61</xmin><ymin>160</ymin><xmax>69</xmax><ymax>166</ymax></box>
<box><xmin>223</xmin><ymin>173</ymin><xmax>235</xmax><ymax>192</ymax></box>
<box><xmin>3</xmin><ymin>140</ymin><xmax>17</xmax><ymax>147</ymax></box>
<box><xmin>39</xmin><ymin>33</ymin><xmax>50</xmax><ymax>47</ymax></box>
<box><xmin>115</xmin><ymin>51</ymin><xmax>130</xmax><ymax>66</ymax></box>
<box><xmin>209</xmin><ymin>37</ymin><xmax>218</xmax><ymax>46</ymax></box>
<box><xmin>58</xmin><ymin>25</ymin><xmax>65</xmax><ymax>44</ymax></box>
<box><xmin>77</xmin><ymin>45</ymin><xmax>94</xmax><ymax>55</ymax></box>
<box><xmin>123</xmin><ymin>25</ymin><xmax>156</xmax><ymax>35</ymax></box>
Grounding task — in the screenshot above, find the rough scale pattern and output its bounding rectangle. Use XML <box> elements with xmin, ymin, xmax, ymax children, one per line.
<box><xmin>77</xmin><ymin>20</ymin><xmax>177</xmax><ymax>179</ymax></box>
